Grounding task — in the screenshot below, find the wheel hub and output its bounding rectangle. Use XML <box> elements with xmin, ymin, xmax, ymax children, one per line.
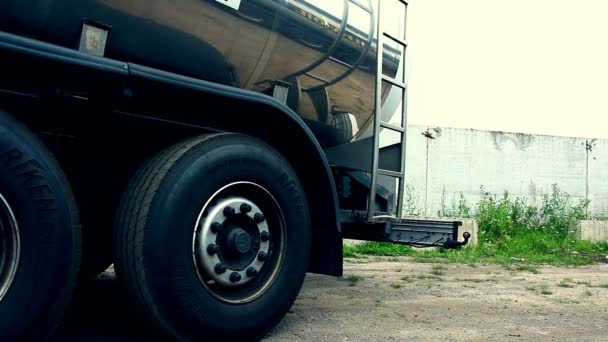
<box><xmin>194</xmin><ymin>197</ymin><xmax>270</xmax><ymax>287</ymax></box>
<box><xmin>229</xmin><ymin>228</ymin><xmax>252</xmax><ymax>254</ymax></box>
<box><xmin>0</xmin><ymin>193</ymin><xmax>20</xmax><ymax>302</ymax></box>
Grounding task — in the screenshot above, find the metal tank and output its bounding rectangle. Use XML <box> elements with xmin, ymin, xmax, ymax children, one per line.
<box><xmin>0</xmin><ymin>0</ymin><xmax>406</xmax><ymax>148</ymax></box>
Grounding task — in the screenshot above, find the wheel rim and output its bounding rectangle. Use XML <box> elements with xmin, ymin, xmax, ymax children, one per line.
<box><xmin>192</xmin><ymin>182</ymin><xmax>286</xmax><ymax>304</ymax></box>
<box><xmin>0</xmin><ymin>193</ymin><xmax>20</xmax><ymax>302</ymax></box>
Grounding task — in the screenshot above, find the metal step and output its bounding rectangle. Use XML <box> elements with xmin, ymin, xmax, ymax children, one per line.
<box><xmin>381</xmin><ymin>217</ymin><xmax>467</xmax><ymax>248</ymax></box>
<box><xmin>341</xmin><ymin>211</ymin><xmax>469</xmax><ymax>249</ymax></box>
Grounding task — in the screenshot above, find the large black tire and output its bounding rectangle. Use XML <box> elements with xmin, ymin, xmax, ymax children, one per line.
<box><xmin>113</xmin><ymin>133</ymin><xmax>311</xmax><ymax>340</ymax></box>
<box><xmin>0</xmin><ymin>111</ymin><xmax>81</xmax><ymax>340</ymax></box>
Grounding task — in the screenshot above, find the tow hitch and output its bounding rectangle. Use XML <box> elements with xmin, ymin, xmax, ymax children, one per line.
<box><xmin>442</xmin><ymin>232</ymin><xmax>471</xmax><ymax>249</ymax></box>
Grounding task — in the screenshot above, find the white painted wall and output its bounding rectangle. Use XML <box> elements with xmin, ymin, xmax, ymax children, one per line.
<box><xmin>381</xmin><ymin>125</ymin><xmax>608</xmax><ymax>217</ymax></box>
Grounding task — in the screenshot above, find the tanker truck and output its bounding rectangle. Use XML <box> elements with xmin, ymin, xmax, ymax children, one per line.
<box><xmin>0</xmin><ymin>0</ymin><xmax>469</xmax><ymax>340</ymax></box>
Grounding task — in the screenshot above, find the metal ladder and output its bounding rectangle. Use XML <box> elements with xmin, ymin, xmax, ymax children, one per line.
<box><xmin>368</xmin><ymin>0</ymin><xmax>408</xmax><ymax>220</ymax></box>
<box><xmin>282</xmin><ymin>0</ymin><xmax>375</xmax><ymax>93</ymax></box>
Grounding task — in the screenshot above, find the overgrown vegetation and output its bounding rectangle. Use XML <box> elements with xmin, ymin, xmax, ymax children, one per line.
<box><xmin>343</xmin><ymin>185</ymin><xmax>608</xmax><ymax>266</ymax></box>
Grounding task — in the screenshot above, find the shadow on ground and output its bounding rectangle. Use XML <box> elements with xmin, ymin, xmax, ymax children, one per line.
<box><xmin>53</xmin><ymin>276</ymin><xmax>163</xmax><ymax>341</ymax></box>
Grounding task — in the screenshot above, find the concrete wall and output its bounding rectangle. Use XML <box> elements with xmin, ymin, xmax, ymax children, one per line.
<box><xmin>382</xmin><ymin>125</ymin><xmax>608</xmax><ymax>217</ymax></box>
<box><xmin>572</xmin><ymin>220</ymin><xmax>608</xmax><ymax>243</ymax></box>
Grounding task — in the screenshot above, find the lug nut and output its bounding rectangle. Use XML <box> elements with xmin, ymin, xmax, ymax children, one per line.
<box><xmin>254</xmin><ymin>213</ymin><xmax>265</xmax><ymax>223</ymax></box>
<box><xmin>230</xmin><ymin>272</ymin><xmax>242</xmax><ymax>282</ymax></box>
<box><xmin>207</xmin><ymin>244</ymin><xmax>220</xmax><ymax>255</ymax></box>
<box><xmin>240</xmin><ymin>203</ymin><xmax>252</xmax><ymax>213</ymax></box>
<box><xmin>210</xmin><ymin>222</ymin><xmax>222</xmax><ymax>233</ymax></box>
<box><xmin>223</xmin><ymin>206</ymin><xmax>236</xmax><ymax>217</ymax></box>
<box><xmin>246</xmin><ymin>267</ymin><xmax>258</xmax><ymax>277</ymax></box>
<box><xmin>214</xmin><ymin>263</ymin><xmax>227</xmax><ymax>274</ymax></box>
<box><xmin>260</xmin><ymin>231</ymin><xmax>271</xmax><ymax>242</ymax></box>
<box><xmin>257</xmin><ymin>251</ymin><xmax>267</xmax><ymax>261</ymax></box>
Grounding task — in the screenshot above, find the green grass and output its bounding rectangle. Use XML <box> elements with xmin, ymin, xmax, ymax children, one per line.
<box><xmin>558</xmin><ymin>279</ymin><xmax>575</xmax><ymax>288</ymax></box>
<box><xmin>340</xmin><ymin>275</ymin><xmax>364</xmax><ymax>286</ymax></box>
<box><xmin>431</xmin><ymin>265</ymin><xmax>446</xmax><ymax>276</ymax></box>
<box><xmin>390</xmin><ymin>283</ymin><xmax>402</xmax><ymax>289</ymax></box>
<box><xmin>343</xmin><ymin>242</ymin><xmax>415</xmax><ymax>257</ymax></box>
<box><xmin>344</xmin><ymin>185</ymin><xmax>608</xmax><ymax>267</ymax></box>
<box><xmin>413</xmin><ymin>274</ymin><xmax>443</xmax><ymax>281</ymax></box>
<box><xmin>526</xmin><ymin>284</ymin><xmax>553</xmax><ymax>295</ymax></box>
<box><xmin>456</xmin><ymin>277</ymin><xmax>498</xmax><ymax>283</ymax></box>
<box><xmin>516</xmin><ymin>265</ymin><xmax>540</xmax><ymax>274</ymax></box>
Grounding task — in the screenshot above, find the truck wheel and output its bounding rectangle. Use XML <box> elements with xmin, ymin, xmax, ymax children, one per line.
<box><xmin>0</xmin><ymin>111</ymin><xmax>81</xmax><ymax>339</ymax></box>
<box><xmin>114</xmin><ymin>133</ymin><xmax>311</xmax><ymax>340</ymax></box>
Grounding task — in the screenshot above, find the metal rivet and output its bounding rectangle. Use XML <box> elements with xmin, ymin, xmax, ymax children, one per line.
<box><xmin>254</xmin><ymin>213</ymin><xmax>265</xmax><ymax>223</ymax></box>
<box><xmin>246</xmin><ymin>267</ymin><xmax>258</xmax><ymax>277</ymax></box>
<box><xmin>214</xmin><ymin>263</ymin><xmax>227</xmax><ymax>274</ymax></box>
<box><xmin>257</xmin><ymin>251</ymin><xmax>267</xmax><ymax>261</ymax></box>
<box><xmin>230</xmin><ymin>272</ymin><xmax>242</xmax><ymax>282</ymax></box>
<box><xmin>211</xmin><ymin>222</ymin><xmax>222</xmax><ymax>233</ymax></box>
<box><xmin>240</xmin><ymin>203</ymin><xmax>252</xmax><ymax>213</ymax></box>
<box><xmin>260</xmin><ymin>231</ymin><xmax>271</xmax><ymax>242</ymax></box>
<box><xmin>223</xmin><ymin>206</ymin><xmax>236</xmax><ymax>217</ymax></box>
<box><xmin>207</xmin><ymin>244</ymin><xmax>220</xmax><ymax>255</ymax></box>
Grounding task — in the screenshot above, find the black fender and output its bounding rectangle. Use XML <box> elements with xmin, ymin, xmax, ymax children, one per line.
<box><xmin>0</xmin><ymin>30</ymin><xmax>343</xmax><ymax>276</ymax></box>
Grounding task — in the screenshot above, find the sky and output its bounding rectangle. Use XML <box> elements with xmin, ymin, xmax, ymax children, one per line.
<box><xmin>406</xmin><ymin>0</ymin><xmax>608</xmax><ymax>139</ymax></box>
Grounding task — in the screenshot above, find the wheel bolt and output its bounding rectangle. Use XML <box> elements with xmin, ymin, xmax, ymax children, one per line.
<box><xmin>254</xmin><ymin>213</ymin><xmax>266</xmax><ymax>223</ymax></box>
<box><xmin>257</xmin><ymin>251</ymin><xmax>267</xmax><ymax>261</ymax></box>
<box><xmin>214</xmin><ymin>263</ymin><xmax>227</xmax><ymax>274</ymax></box>
<box><xmin>230</xmin><ymin>272</ymin><xmax>242</xmax><ymax>282</ymax></box>
<box><xmin>260</xmin><ymin>231</ymin><xmax>271</xmax><ymax>242</ymax></box>
<box><xmin>246</xmin><ymin>267</ymin><xmax>258</xmax><ymax>277</ymax></box>
<box><xmin>223</xmin><ymin>206</ymin><xmax>236</xmax><ymax>217</ymax></box>
<box><xmin>240</xmin><ymin>203</ymin><xmax>252</xmax><ymax>213</ymax></box>
<box><xmin>207</xmin><ymin>244</ymin><xmax>220</xmax><ymax>255</ymax></box>
<box><xmin>210</xmin><ymin>222</ymin><xmax>222</xmax><ymax>233</ymax></box>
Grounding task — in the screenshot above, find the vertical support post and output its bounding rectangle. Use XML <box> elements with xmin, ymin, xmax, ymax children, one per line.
<box><xmin>368</xmin><ymin>0</ymin><xmax>385</xmax><ymax>221</ymax></box>
<box><xmin>584</xmin><ymin>139</ymin><xmax>595</xmax><ymax>217</ymax></box>
<box><xmin>397</xmin><ymin>6</ymin><xmax>408</xmax><ymax>218</ymax></box>
<box><xmin>368</xmin><ymin>0</ymin><xmax>409</xmax><ymax>221</ymax></box>
<box><xmin>422</xmin><ymin>129</ymin><xmax>435</xmax><ymax>217</ymax></box>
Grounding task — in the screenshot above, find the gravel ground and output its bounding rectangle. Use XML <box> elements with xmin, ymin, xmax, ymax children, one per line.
<box><xmin>55</xmin><ymin>258</ymin><xmax>608</xmax><ymax>341</ymax></box>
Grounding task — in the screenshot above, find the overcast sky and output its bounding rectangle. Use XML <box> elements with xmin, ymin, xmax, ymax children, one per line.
<box><xmin>406</xmin><ymin>0</ymin><xmax>608</xmax><ymax>139</ymax></box>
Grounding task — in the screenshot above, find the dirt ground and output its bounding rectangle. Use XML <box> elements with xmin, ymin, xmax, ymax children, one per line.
<box><xmin>55</xmin><ymin>258</ymin><xmax>608</xmax><ymax>341</ymax></box>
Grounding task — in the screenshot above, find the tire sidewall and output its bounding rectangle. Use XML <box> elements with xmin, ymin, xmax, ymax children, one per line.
<box><xmin>0</xmin><ymin>115</ymin><xmax>79</xmax><ymax>339</ymax></box>
<box><xmin>142</xmin><ymin>136</ymin><xmax>311</xmax><ymax>339</ymax></box>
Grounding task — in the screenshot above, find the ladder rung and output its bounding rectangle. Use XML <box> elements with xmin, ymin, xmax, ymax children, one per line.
<box><xmin>380</xmin><ymin>122</ymin><xmax>405</xmax><ymax>133</ymax></box>
<box><xmin>329</xmin><ymin>56</ymin><xmax>354</xmax><ymax>69</ymax></box>
<box><xmin>381</xmin><ymin>75</ymin><xmax>407</xmax><ymax>89</ymax></box>
<box><xmin>304</xmin><ymin>73</ymin><xmax>330</xmax><ymax>84</ymax></box>
<box><xmin>349</xmin><ymin>0</ymin><xmax>373</xmax><ymax>13</ymax></box>
<box><xmin>378</xmin><ymin>169</ymin><xmax>404</xmax><ymax>178</ymax></box>
<box><xmin>383</xmin><ymin>32</ymin><xmax>408</xmax><ymax>48</ymax></box>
